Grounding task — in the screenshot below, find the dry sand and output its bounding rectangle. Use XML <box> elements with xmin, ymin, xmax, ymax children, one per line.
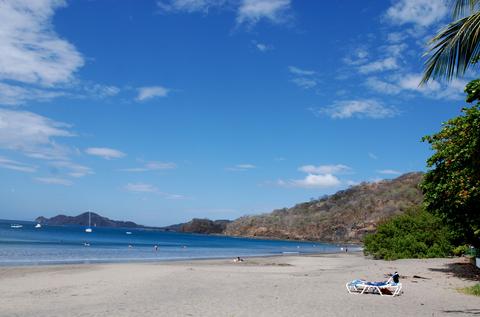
<box><xmin>0</xmin><ymin>253</ymin><xmax>478</xmax><ymax>317</ymax></box>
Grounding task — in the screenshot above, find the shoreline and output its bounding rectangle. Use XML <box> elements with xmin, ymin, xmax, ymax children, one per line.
<box><xmin>1</xmin><ymin>253</ymin><xmax>478</xmax><ymax>317</ymax></box>
<box><xmin>0</xmin><ymin>249</ymin><xmax>363</xmax><ymax>268</ymax></box>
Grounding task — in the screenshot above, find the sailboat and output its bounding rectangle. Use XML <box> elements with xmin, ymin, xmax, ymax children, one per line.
<box><xmin>85</xmin><ymin>211</ymin><xmax>93</xmax><ymax>233</ymax></box>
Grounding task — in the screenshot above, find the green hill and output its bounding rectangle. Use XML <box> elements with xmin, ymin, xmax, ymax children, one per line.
<box><xmin>224</xmin><ymin>172</ymin><xmax>423</xmax><ymax>243</ymax></box>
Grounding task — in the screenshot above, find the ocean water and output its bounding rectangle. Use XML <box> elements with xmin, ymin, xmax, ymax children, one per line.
<box><xmin>0</xmin><ymin>220</ymin><xmax>354</xmax><ymax>266</ymax></box>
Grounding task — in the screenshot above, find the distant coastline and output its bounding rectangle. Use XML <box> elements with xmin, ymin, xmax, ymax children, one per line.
<box><xmin>32</xmin><ymin>172</ymin><xmax>423</xmax><ymax>245</ymax></box>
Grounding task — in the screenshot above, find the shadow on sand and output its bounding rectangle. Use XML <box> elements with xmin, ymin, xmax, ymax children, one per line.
<box><xmin>443</xmin><ymin>309</ymin><xmax>480</xmax><ymax>315</ymax></box>
<box><xmin>428</xmin><ymin>259</ymin><xmax>480</xmax><ymax>282</ymax></box>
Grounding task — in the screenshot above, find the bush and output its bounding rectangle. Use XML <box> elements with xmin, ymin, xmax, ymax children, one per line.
<box><xmin>460</xmin><ymin>284</ymin><xmax>480</xmax><ymax>296</ymax></box>
<box><xmin>452</xmin><ymin>245</ymin><xmax>471</xmax><ymax>256</ymax></box>
<box><xmin>363</xmin><ymin>207</ymin><xmax>453</xmax><ymax>260</ymax></box>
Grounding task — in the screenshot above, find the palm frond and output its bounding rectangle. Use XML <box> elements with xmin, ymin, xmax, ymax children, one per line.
<box><xmin>421</xmin><ymin>11</ymin><xmax>480</xmax><ymax>84</ymax></box>
<box><xmin>453</xmin><ymin>0</ymin><xmax>480</xmax><ymax>19</ymax></box>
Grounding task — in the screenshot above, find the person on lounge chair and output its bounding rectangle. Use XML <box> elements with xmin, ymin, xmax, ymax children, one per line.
<box><xmin>346</xmin><ymin>272</ymin><xmax>402</xmax><ymax>296</ymax></box>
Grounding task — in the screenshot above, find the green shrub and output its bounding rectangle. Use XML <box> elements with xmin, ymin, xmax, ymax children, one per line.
<box><xmin>460</xmin><ymin>284</ymin><xmax>480</xmax><ymax>296</ymax></box>
<box><xmin>363</xmin><ymin>207</ymin><xmax>453</xmax><ymax>260</ymax></box>
<box><xmin>452</xmin><ymin>245</ymin><xmax>471</xmax><ymax>256</ymax></box>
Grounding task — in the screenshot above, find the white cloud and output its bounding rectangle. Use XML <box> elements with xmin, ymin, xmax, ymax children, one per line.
<box><xmin>236</xmin><ymin>164</ymin><xmax>255</xmax><ymax>169</ymax></box>
<box><xmin>157</xmin><ymin>0</ymin><xmax>227</xmax><ymax>13</ymax></box>
<box><xmin>125</xmin><ymin>182</ymin><xmax>184</xmax><ymax>199</ymax></box>
<box><xmin>0</xmin><ymin>2</ymin><xmax>119</xmax><ymax>106</ymax></box>
<box><xmin>0</xmin><ymin>156</ymin><xmax>36</xmax><ymax>173</ymax></box>
<box><xmin>288</xmin><ymin>66</ymin><xmax>316</xmax><ymax>76</ymax></box>
<box><xmin>226</xmin><ymin>164</ymin><xmax>256</xmax><ymax>171</ymax></box>
<box><xmin>358</xmin><ymin>57</ymin><xmax>399</xmax><ymax>74</ymax></box>
<box><xmin>343</xmin><ymin>48</ymin><xmax>369</xmax><ymax>66</ymax></box>
<box><xmin>289</xmin><ymin>174</ymin><xmax>341</xmax><ymax>188</ymax></box>
<box><xmin>276</xmin><ymin>163</ymin><xmax>349</xmax><ymax>189</ymax></box>
<box><xmin>368</xmin><ymin>152</ymin><xmax>378</xmax><ymax>160</ymax></box>
<box><xmin>312</xmin><ymin>100</ymin><xmax>398</xmax><ymax>119</ymax></box>
<box><xmin>121</xmin><ymin>161</ymin><xmax>177</xmax><ymax>172</ymax></box>
<box><xmin>387</xmin><ymin>32</ymin><xmax>407</xmax><ymax>43</ymax></box>
<box><xmin>288</xmin><ymin>66</ymin><xmax>318</xmax><ymax>90</ymax></box>
<box><xmin>0</xmin><ymin>83</ymin><xmax>65</xmax><ymax>106</ymax></box>
<box><xmin>366</xmin><ymin>73</ymin><xmax>467</xmax><ymax>100</ymax></box>
<box><xmin>0</xmin><ymin>108</ymin><xmax>74</xmax><ymax>160</ymax></box>
<box><xmin>35</xmin><ymin>177</ymin><xmax>73</xmax><ymax>186</ymax></box>
<box><xmin>385</xmin><ymin>0</ymin><xmax>448</xmax><ymax>28</ymax></box>
<box><xmin>255</xmin><ymin>42</ymin><xmax>273</xmax><ymax>52</ymax></box>
<box><xmin>377</xmin><ymin>169</ymin><xmax>402</xmax><ymax>175</ymax></box>
<box><xmin>298</xmin><ymin>164</ymin><xmax>351</xmax><ymax>175</ymax></box>
<box><xmin>291</xmin><ymin>77</ymin><xmax>317</xmax><ymax>89</ymax></box>
<box><xmin>365</xmin><ymin>77</ymin><xmax>402</xmax><ymax>94</ymax></box>
<box><xmin>136</xmin><ymin>86</ymin><xmax>170</xmax><ymax>101</ymax></box>
<box><xmin>85</xmin><ymin>147</ymin><xmax>126</xmax><ymax>160</ymax></box>
<box><xmin>383</xmin><ymin>43</ymin><xmax>408</xmax><ymax>57</ymax></box>
<box><xmin>82</xmin><ymin>83</ymin><xmax>120</xmax><ymax>99</ymax></box>
<box><xmin>237</xmin><ymin>0</ymin><xmax>291</xmax><ymax>26</ymax></box>
<box><xmin>125</xmin><ymin>182</ymin><xmax>158</xmax><ymax>193</ymax></box>
<box><xmin>0</xmin><ymin>0</ymin><xmax>83</xmax><ymax>86</ymax></box>
<box><xmin>157</xmin><ymin>0</ymin><xmax>292</xmax><ymax>28</ymax></box>
<box><xmin>50</xmin><ymin>160</ymin><xmax>93</xmax><ymax>178</ymax></box>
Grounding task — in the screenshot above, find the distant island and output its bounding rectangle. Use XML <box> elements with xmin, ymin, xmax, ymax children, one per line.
<box><xmin>35</xmin><ymin>213</ymin><xmax>232</xmax><ymax>234</ymax></box>
<box><xmin>36</xmin><ymin>212</ymin><xmax>143</xmax><ymax>229</ymax></box>
<box><xmin>36</xmin><ymin>172</ymin><xmax>423</xmax><ymax>243</ymax></box>
<box><xmin>164</xmin><ymin>218</ymin><xmax>232</xmax><ymax>234</ymax></box>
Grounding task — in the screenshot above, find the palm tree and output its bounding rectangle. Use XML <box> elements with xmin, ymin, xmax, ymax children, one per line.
<box><xmin>422</xmin><ymin>0</ymin><xmax>480</xmax><ymax>84</ymax></box>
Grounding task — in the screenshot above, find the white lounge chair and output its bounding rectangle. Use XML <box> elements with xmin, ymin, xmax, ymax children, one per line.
<box><xmin>346</xmin><ymin>277</ymin><xmax>402</xmax><ymax>297</ymax></box>
<box><xmin>346</xmin><ymin>279</ymin><xmax>368</xmax><ymax>294</ymax></box>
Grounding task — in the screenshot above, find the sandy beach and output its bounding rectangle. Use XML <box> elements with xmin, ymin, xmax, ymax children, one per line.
<box><xmin>0</xmin><ymin>253</ymin><xmax>478</xmax><ymax>317</ymax></box>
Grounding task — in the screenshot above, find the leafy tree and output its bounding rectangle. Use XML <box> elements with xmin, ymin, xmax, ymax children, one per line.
<box><xmin>422</xmin><ymin>0</ymin><xmax>480</xmax><ymax>83</ymax></box>
<box><xmin>421</xmin><ymin>84</ymin><xmax>480</xmax><ymax>248</ymax></box>
<box><xmin>364</xmin><ymin>207</ymin><xmax>453</xmax><ymax>260</ymax></box>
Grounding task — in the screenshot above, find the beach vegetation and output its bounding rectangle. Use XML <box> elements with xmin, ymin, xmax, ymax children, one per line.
<box><xmin>460</xmin><ymin>284</ymin><xmax>480</xmax><ymax>296</ymax></box>
<box><xmin>421</xmin><ymin>92</ymin><xmax>480</xmax><ymax>249</ymax></box>
<box><xmin>420</xmin><ymin>0</ymin><xmax>480</xmax><ymax>251</ymax></box>
<box><xmin>452</xmin><ymin>244</ymin><xmax>472</xmax><ymax>256</ymax></box>
<box><xmin>422</xmin><ymin>0</ymin><xmax>480</xmax><ymax>83</ymax></box>
<box><xmin>363</xmin><ymin>207</ymin><xmax>453</xmax><ymax>260</ymax></box>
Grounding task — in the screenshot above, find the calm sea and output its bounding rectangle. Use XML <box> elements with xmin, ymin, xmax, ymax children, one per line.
<box><xmin>0</xmin><ymin>219</ymin><xmax>355</xmax><ymax>266</ymax></box>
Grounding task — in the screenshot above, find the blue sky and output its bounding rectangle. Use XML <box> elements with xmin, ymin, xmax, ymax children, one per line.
<box><xmin>0</xmin><ymin>0</ymin><xmax>471</xmax><ymax>225</ymax></box>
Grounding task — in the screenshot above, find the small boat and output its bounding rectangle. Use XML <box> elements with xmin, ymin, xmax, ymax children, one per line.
<box><xmin>10</xmin><ymin>224</ymin><xmax>23</xmax><ymax>229</ymax></box>
<box><xmin>125</xmin><ymin>231</ymin><xmax>132</xmax><ymax>235</ymax></box>
<box><xmin>35</xmin><ymin>223</ymin><xmax>42</xmax><ymax>228</ymax></box>
<box><xmin>85</xmin><ymin>211</ymin><xmax>93</xmax><ymax>233</ymax></box>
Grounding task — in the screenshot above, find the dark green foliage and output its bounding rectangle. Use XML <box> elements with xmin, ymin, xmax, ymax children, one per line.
<box><xmin>465</xmin><ymin>79</ymin><xmax>480</xmax><ymax>103</ymax></box>
<box><xmin>421</xmin><ymin>86</ymin><xmax>480</xmax><ymax>248</ymax></box>
<box><xmin>363</xmin><ymin>208</ymin><xmax>453</xmax><ymax>260</ymax></box>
